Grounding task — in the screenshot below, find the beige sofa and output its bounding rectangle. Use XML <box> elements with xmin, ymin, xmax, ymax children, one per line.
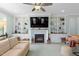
<box><xmin>0</xmin><ymin>37</ymin><xmax>30</xmax><ymax>56</ymax></box>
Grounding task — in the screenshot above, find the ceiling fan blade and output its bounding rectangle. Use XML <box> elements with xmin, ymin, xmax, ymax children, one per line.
<box><xmin>23</xmin><ymin>3</ymin><xmax>52</xmax><ymax>6</ymax></box>
<box><xmin>41</xmin><ymin>3</ymin><xmax>53</xmax><ymax>6</ymax></box>
<box><xmin>40</xmin><ymin>7</ymin><xmax>45</xmax><ymax>12</ymax></box>
<box><xmin>23</xmin><ymin>3</ymin><xmax>33</xmax><ymax>5</ymax></box>
<box><xmin>32</xmin><ymin>8</ymin><xmax>35</xmax><ymax>11</ymax></box>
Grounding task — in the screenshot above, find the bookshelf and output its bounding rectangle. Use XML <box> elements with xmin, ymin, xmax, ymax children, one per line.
<box><xmin>50</xmin><ymin>17</ymin><xmax>66</xmax><ymax>34</ymax></box>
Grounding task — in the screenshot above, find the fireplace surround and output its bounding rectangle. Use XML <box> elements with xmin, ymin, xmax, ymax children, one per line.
<box><xmin>31</xmin><ymin>29</ymin><xmax>48</xmax><ymax>43</ymax></box>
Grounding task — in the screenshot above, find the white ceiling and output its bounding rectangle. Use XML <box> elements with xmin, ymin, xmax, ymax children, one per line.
<box><xmin>0</xmin><ymin>3</ymin><xmax>79</xmax><ymax>16</ymax></box>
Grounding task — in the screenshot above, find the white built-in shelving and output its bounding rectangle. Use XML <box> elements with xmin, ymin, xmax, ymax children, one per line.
<box><xmin>14</xmin><ymin>17</ymin><xmax>29</xmax><ymax>34</ymax></box>
<box><xmin>49</xmin><ymin>17</ymin><xmax>66</xmax><ymax>34</ymax></box>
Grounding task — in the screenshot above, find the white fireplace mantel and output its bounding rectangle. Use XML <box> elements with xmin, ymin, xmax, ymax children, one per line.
<box><xmin>30</xmin><ymin>29</ymin><xmax>48</xmax><ymax>43</ymax></box>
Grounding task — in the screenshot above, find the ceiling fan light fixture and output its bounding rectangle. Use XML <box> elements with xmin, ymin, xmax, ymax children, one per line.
<box><xmin>32</xmin><ymin>5</ymin><xmax>42</xmax><ymax>11</ymax></box>
<box><xmin>35</xmin><ymin>6</ymin><xmax>41</xmax><ymax>10</ymax></box>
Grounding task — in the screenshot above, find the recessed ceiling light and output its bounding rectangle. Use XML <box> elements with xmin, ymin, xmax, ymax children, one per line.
<box><xmin>61</xmin><ymin>10</ymin><xmax>64</xmax><ymax>13</ymax></box>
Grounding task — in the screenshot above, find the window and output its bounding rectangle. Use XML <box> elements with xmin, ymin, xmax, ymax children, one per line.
<box><xmin>0</xmin><ymin>20</ymin><xmax>7</xmax><ymax>36</ymax></box>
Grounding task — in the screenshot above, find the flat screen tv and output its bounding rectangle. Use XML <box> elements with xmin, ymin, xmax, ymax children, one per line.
<box><xmin>30</xmin><ymin>17</ymin><xmax>48</xmax><ymax>28</ymax></box>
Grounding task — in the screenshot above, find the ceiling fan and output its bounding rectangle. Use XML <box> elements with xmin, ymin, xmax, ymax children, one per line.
<box><xmin>23</xmin><ymin>3</ymin><xmax>52</xmax><ymax>12</ymax></box>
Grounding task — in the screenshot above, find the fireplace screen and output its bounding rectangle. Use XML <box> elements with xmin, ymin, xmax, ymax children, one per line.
<box><xmin>35</xmin><ymin>34</ymin><xmax>44</xmax><ymax>43</ymax></box>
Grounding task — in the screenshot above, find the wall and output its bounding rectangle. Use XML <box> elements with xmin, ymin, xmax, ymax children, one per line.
<box><xmin>14</xmin><ymin>15</ymin><xmax>75</xmax><ymax>34</ymax></box>
<box><xmin>6</xmin><ymin>16</ymin><xmax>14</xmax><ymax>34</ymax></box>
<box><xmin>66</xmin><ymin>15</ymin><xmax>79</xmax><ymax>35</ymax></box>
<box><xmin>77</xmin><ymin>17</ymin><xmax>79</xmax><ymax>34</ymax></box>
<box><xmin>13</xmin><ymin>14</ymin><xmax>79</xmax><ymax>43</ymax></box>
<box><xmin>14</xmin><ymin>14</ymin><xmax>79</xmax><ymax>35</ymax></box>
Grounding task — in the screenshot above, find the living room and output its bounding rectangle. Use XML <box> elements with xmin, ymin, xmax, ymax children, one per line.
<box><xmin>1</xmin><ymin>2</ymin><xmax>79</xmax><ymax>56</ymax></box>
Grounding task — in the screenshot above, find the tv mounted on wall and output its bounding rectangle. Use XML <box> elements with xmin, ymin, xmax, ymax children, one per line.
<box><xmin>30</xmin><ymin>17</ymin><xmax>48</xmax><ymax>28</ymax></box>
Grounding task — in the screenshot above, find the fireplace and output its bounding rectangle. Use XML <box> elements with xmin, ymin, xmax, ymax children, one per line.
<box><xmin>35</xmin><ymin>34</ymin><xmax>44</xmax><ymax>43</ymax></box>
<box><xmin>31</xmin><ymin>29</ymin><xmax>48</xmax><ymax>43</ymax></box>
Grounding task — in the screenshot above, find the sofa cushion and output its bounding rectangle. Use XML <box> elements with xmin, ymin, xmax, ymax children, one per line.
<box><xmin>12</xmin><ymin>41</ymin><xmax>29</xmax><ymax>55</ymax></box>
<box><xmin>13</xmin><ymin>42</ymin><xmax>29</xmax><ymax>49</ymax></box>
<box><xmin>0</xmin><ymin>39</ymin><xmax>10</xmax><ymax>55</ymax></box>
<box><xmin>2</xmin><ymin>42</ymin><xmax>29</xmax><ymax>56</ymax></box>
<box><xmin>18</xmin><ymin>41</ymin><xmax>30</xmax><ymax>43</ymax></box>
<box><xmin>2</xmin><ymin>48</ymin><xmax>25</xmax><ymax>56</ymax></box>
<box><xmin>8</xmin><ymin>37</ymin><xmax>18</xmax><ymax>48</ymax></box>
